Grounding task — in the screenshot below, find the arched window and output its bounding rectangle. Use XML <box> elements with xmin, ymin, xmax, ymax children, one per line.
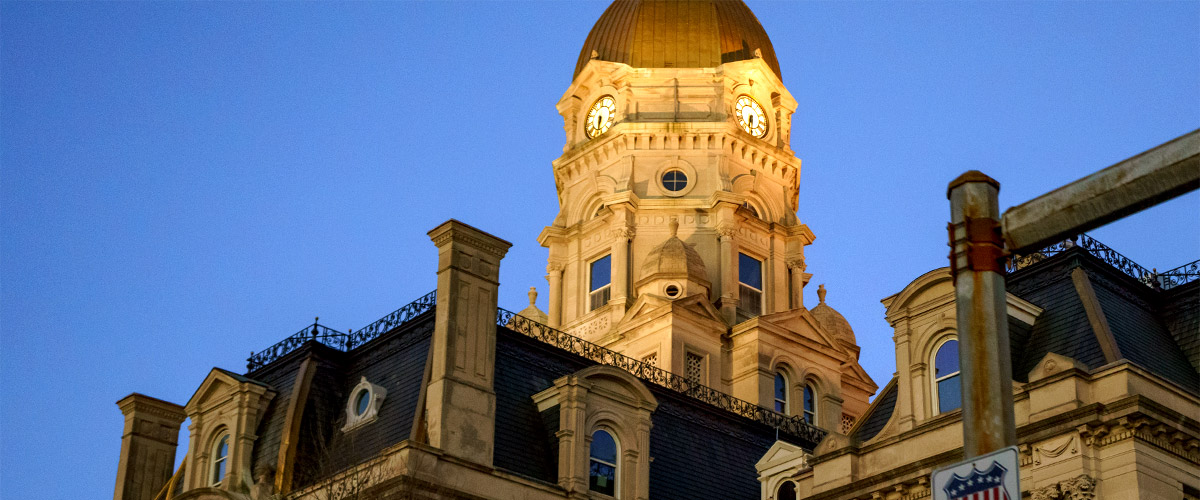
<box><xmin>742</xmin><ymin>201</ymin><xmax>759</xmax><ymax>218</ymax></box>
<box><xmin>933</xmin><ymin>338</ymin><xmax>962</xmax><ymax>414</ymax></box>
<box><xmin>589</xmin><ymin>429</ymin><xmax>618</xmax><ymax>496</ymax></box>
<box><xmin>211</xmin><ymin>433</ymin><xmax>229</xmax><ymax>485</ymax></box>
<box><xmin>777</xmin><ymin>480</ymin><xmax>797</xmax><ymax>500</ymax></box>
<box><xmin>802</xmin><ymin>383</ymin><xmax>817</xmax><ymax>424</ymax></box>
<box><xmin>773</xmin><ymin>372</ymin><xmax>788</xmax><ymax>413</ymax></box>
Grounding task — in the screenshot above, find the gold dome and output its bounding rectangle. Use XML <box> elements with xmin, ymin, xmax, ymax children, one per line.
<box><xmin>574</xmin><ymin>0</ymin><xmax>781</xmax><ymax>79</ymax></box>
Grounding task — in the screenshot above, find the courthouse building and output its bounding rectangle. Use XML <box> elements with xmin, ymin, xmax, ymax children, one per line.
<box><xmin>112</xmin><ymin>1</ymin><xmax>1199</xmax><ymax>500</ymax></box>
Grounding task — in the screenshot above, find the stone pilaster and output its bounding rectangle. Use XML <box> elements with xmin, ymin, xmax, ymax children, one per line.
<box><xmin>114</xmin><ymin>393</ymin><xmax>185</xmax><ymax>500</ymax></box>
<box><xmin>425</xmin><ymin>219</ymin><xmax>512</xmax><ymax>467</ymax></box>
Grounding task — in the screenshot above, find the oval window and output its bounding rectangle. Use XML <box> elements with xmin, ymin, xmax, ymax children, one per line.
<box><xmin>664</xmin><ymin>284</ymin><xmax>680</xmax><ymax>298</ymax></box>
<box><xmin>354</xmin><ymin>389</ymin><xmax>371</xmax><ymax>416</ymax></box>
<box><xmin>661</xmin><ymin>170</ymin><xmax>688</xmax><ymax>192</ymax></box>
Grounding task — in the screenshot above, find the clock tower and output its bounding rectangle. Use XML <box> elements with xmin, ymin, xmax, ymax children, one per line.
<box><xmin>537</xmin><ymin>0</ymin><xmax>875</xmax><ymax>433</ymax></box>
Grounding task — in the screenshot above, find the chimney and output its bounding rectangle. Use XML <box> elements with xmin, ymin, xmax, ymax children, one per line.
<box><xmin>425</xmin><ymin>220</ymin><xmax>512</xmax><ymax>466</ymax></box>
<box><xmin>114</xmin><ymin>393</ymin><xmax>186</xmax><ymax>500</ymax></box>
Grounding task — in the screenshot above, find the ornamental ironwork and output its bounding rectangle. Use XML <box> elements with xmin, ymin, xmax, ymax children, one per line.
<box><xmin>247</xmin><ymin>291</ymin><xmax>437</xmax><ymax>372</ymax></box>
<box><xmin>497</xmin><ymin>308</ymin><xmax>827</xmax><ymax>444</ymax></box>
<box><xmin>345</xmin><ymin>291</ymin><xmax>437</xmax><ymax>349</ymax></box>
<box><xmin>247</xmin><ymin>321</ymin><xmax>349</xmax><ymax>372</ymax></box>
<box><xmin>1006</xmin><ymin>234</ymin><xmax>1198</xmax><ymax>291</ymax></box>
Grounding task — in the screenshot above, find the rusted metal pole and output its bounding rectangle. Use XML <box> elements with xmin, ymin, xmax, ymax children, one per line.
<box><xmin>1003</xmin><ymin>129</ymin><xmax>1200</xmax><ymax>254</ymax></box>
<box><xmin>948</xmin><ymin>171</ymin><xmax>1017</xmax><ymax>458</ymax></box>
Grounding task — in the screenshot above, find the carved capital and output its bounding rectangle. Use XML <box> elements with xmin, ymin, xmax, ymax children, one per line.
<box><xmin>607</xmin><ymin>225</ymin><xmax>635</xmax><ymax>240</ymax></box>
<box><xmin>1060</xmin><ymin>475</ymin><xmax>1096</xmax><ymax>500</ymax></box>
<box><xmin>716</xmin><ymin>223</ymin><xmax>738</xmax><ymax>238</ymax></box>
<box><xmin>547</xmin><ymin>260</ymin><xmax>567</xmax><ymax>273</ymax></box>
<box><xmin>786</xmin><ymin>257</ymin><xmax>806</xmax><ymax>271</ymax></box>
<box><xmin>1030</xmin><ymin>484</ymin><xmax>1062</xmax><ymax>500</ymax></box>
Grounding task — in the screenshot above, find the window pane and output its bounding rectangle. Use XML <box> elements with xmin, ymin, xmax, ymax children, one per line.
<box><xmin>589</xmin><ymin>430</ymin><xmax>618</xmax><ymax>496</ymax></box>
<box><xmin>589</xmin><ymin>460</ymin><xmax>616</xmax><ymax>495</ymax></box>
<box><xmin>777</xmin><ymin>481</ymin><xmax>797</xmax><ymax>500</ymax></box>
<box><xmin>590</xmin><ymin>255</ymin><xmax>611</xmax><ymax>292</ymax></box>
<box><xmin>590</xmin><ymin>430</ymin><xmax>617</xmax><ymax>463</ymax></box>
<box><xmin>934</xmin><ymin>340</ymin><xmax>959</xmax><ymax>377</ymax></box>
<box><xmin>938</xmin><ymin>374</ymin><xmax>962</xmax><ymax>413</ymax></box>
<box><xmin>739</xmin><ymin>254</ymin><xmax>762</xmax><ymax>289</ymax></box>
<box><xmin>774</xmin><ymin>373</ymin><xmax>787</xmax><ymax>402</ymax></box>
<box><xmin>355</xmin><ymin>389</ymin><xmax>370</xmax><ymax>416</ymax></box>
<box><xmin>662</xmin><ymin>170</ymin><xmax>688</xmax><ymax>192</ymax></box>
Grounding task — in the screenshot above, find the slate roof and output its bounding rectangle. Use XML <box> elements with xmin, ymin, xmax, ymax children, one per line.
<box><xmin>493</xmin><ymin>326</ymin><xmax>809</xmax><ymax>498</ymax></box>
<box><xmin>240</xmin><ymin>301</ymin><xmax>815</xmax><ymax>498</ymax></box>
<box><xmin>851</xmin><ymin>377</ymin><xmax>897</xmax><ymax>443</ymax></box>
<box><xmin>849</xmin><ymin>244</ymin><xmax>1198</xmax><ymax>446</ymax></box>
<box><xmin>1007</xmin><ymin>247</ymin><xmax>1198</xmax><ymax>391</ymax></box>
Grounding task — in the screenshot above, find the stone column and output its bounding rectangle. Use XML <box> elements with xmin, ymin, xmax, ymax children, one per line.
<box><xmin>608</xmin><ymin>225</ymin><xmax>634</xmax><ymax>309</ymax></box>
<box><xmin>425</xmin><ymin>220</ymin><xmax>512</xmax><ymax>467</ymax></box>
<box><xmin>114</xmin><ymin>394</ymin><xmax>185</xmax><ymax>500</ymax></box>
<box><xmin>786</xmin><ymin>257</ymin><xmax>806</xmax><ymax>310</ymax></box>
<box><xmin>718</xmin><ymin>223</ymin><xmax>739</xmax><ymax>324</ymax></box>
<box><xmin>546</xmin><ymin>261</ymin><xmax>565</xmax><ymax>328</ymax></box>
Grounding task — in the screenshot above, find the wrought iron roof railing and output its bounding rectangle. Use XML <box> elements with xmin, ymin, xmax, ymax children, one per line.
<box><xmin>1006</xmin><ymin>234</ymin><xmax>1199</xmax><ymax>291</ymax></box>
<box><xmin>247</xmin><ymin>322</ymin><xmax>350</xmax><ymax>372</ymax></box>
<box><xmin>497</xmin><ymin>307</ymin><xmax>828</xmax><ymax>444</ymax></box>
<box><xmin>247</xmin><ymin>291</ymin><xmax>437</xmax><ymax>372</ymax></box>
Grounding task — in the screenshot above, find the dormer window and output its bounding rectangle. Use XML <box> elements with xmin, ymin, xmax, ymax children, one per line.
<box><xmin>589</xmin><ymin>254</ymin><xmax>612</xmax><ymax>311</ymax></box>
<box><xmin>343</xmin><ymin>377</ymin><xmax>387</xmax><ymax>431</ymax></box>
<box><xmin>933</xmin><ymin>338</ymin><xmax>961</xmax><ymax>414</ymax></box>
<box><xmin>589</xmin><ymin>429</ymin><xmax>619</xmax><ymax>496</ymax></box>
<box><xmin>211</xmin><ymin>433</ymin><xmax>229</xmax><ymax>486</ymax></box>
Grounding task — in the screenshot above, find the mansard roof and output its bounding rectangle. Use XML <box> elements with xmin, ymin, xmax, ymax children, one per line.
<box><xmin>237</xmin><ymin>294</ymin><xmax>824</xmax><ymax>498</ymax></box>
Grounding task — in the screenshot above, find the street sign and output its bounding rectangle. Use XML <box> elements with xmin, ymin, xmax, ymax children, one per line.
<box><xmin>932</xmin><ymin>446</ymin><xmax>1021</xmax><ymax>500</ymax></box>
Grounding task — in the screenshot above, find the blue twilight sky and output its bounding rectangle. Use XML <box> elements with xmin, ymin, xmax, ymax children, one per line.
<box><xmin>2</xmin><ymin>1</ymin><xmax>1197</xmax><ymax>497</ymax></box>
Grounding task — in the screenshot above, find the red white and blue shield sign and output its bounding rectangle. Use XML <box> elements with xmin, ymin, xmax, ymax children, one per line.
<box><xmin>932</xmin><ymin>446</ymin><xmax>1021</xmax><ymax>500</ymax></box>
<box><xmin>942</xmin><ymin>462</ymin><xmax>1010</xmax><ymax>500</ymax></box>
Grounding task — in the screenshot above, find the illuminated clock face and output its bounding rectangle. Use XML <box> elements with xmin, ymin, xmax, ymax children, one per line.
<box><xmin>734</xmin><ymin>95</ymin><xmax>768</xmax><ymax>138</ymax></box>
<box><xmin>585</xmin><ymin>96</ymin><xmax>616</xmax><ymax>138</ymax></box>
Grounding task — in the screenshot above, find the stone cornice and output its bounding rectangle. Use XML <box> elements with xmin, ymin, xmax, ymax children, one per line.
<box><xmin>117</xmin><ymin>393</ymin><xmax>186</xmax><ymax>423</ymax></box>
<box><xmin>427</xmin><ymin>219</ymin><xmax>513</xmax><ymax>259</ymax></box>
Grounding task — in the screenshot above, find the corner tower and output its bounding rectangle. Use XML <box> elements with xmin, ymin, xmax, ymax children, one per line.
<box><xmin>539</xmin><ymin>0</ymin><xmax>875</xmax><ymax>432</ymax></box>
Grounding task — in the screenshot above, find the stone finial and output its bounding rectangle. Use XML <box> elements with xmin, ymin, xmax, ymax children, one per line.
<box><xmin>528</xmin><ymin>287</ymin><xmax>538</xmax><ymax>306</ymax></box>
<box><xmin>818</xmin><ymin>284</ymin><xmax>827</xmax><ymax>304</ymax></box>
<box><xmin>669</xmin><ymin>217</ymin><xmax>679</xmax><ymax>237</ymax></box>
<box><xmin>754</xmin><ymin>47</ymin><xmax>763</xmax><ymax>58</ymax></box>
<box><xmin>591</xmin><ymin>49</ymin><xmax>599</xmax><ymax>59</ymax></box>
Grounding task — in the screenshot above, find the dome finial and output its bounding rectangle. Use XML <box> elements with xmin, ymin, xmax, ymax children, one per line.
<box><xmin>669</xmin><ymin>217</ymin><xmax>679</xmax><ymax>237</ymax></box>
<box><xmin>528</xmin><ymin>286</ymin><xmax>538</xmax><ymax>306</ymax></box>
<box><xmin>818</xmin><ymin>284</ymin><xmax>827</xmax><ymax>304</ymax></box>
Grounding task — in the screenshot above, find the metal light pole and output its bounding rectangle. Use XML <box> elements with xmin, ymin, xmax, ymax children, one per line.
<box><xmin>947</xmin><ymin>171</ymin><xmax>1017</xmax><ymax>458</ymax></box>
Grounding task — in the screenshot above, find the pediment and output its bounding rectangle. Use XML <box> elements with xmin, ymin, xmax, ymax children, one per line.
<box><xmin>185</xmin><ymin>368</ymin><xmax>270</xmax><ymax>412</ymax></box>
<box><xmin>618</xmin><ymin>292</ymin><xmax>726</xmax><ymax>331</ymax></box>
<box><xmin>743</xmin><ymin>308</ymin><xmax>846</xmax><ymax>357</ymax></box>
<box><xmin>755</xmin><ymin>439</ymin><xmax>809</xmax><ymax>472</ymax></box>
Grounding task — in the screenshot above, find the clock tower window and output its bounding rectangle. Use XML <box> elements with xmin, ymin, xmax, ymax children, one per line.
<box><xmin>738</xmin><ymin>253</ymin><xmax>764</xmax><ymax>317</ymax></box>
<box><xmin>589</xmin><ymin>254</ymin><xmax>612</xmax><ymax>311</ymax></box>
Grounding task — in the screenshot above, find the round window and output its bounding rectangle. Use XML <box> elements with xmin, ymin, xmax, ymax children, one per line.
<box><xmin>354</xmin><ymin>389</ymin><xmax>370</xmax><ymax>416</ymax></box>
<box><xmin>664</xmin><ymin>284</ymin><xmax>680</xmax><ymax>298</ymax></box>
<box><xmin>662</xmin><ymin>170</ymin><xmax>688</xmax><ymax>192</ymax></box>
